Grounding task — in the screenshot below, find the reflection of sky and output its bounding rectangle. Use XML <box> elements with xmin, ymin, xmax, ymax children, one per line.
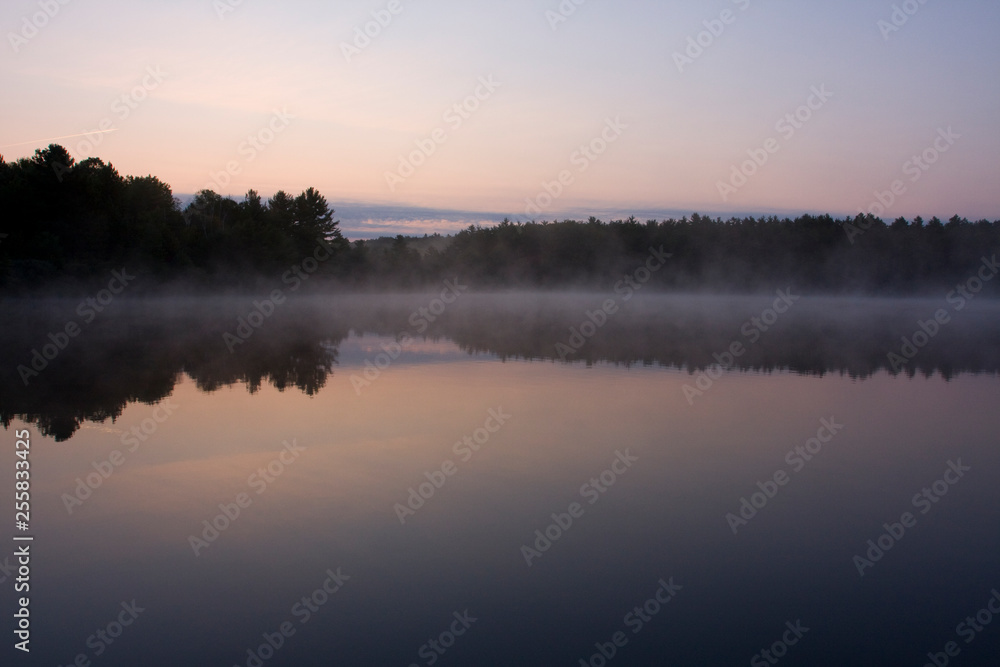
<box><xmin>7</xmin><ymin>355</ymin><xmax>1000</xmax><ymax>665</ymax></box>
<box><xmin>337</xmin><ymin>333</ymin><xmax>483</xmax><ymax>366</ymax></box>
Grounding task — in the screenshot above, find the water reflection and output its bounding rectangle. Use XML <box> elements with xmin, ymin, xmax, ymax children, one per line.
<box><xmin>2</xmin><ymin>294</ymin><xmax>999</xmax><ymax>666</ymax></box>
<box><xmin>2</xmin><ymin>293</ymin><xmax>999</xmax><ymax>440</ymax></box>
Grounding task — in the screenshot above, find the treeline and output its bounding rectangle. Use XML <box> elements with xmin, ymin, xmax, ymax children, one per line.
<box><xmin>0</xmin><ymin>145</ymin><xmax>350</xmax><ymax>287</ymax></box>
<box><xmin>1</xmin><ymin>144</ymin><xmax>998</xmax><ymax>294</ymax></box>
<box><xmin>439</xmin><ymin>212</ymin><xmax>1000</xmax><ymax>293</ymax></box>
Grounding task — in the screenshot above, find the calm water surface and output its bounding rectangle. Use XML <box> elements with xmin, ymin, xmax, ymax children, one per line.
<box><xmin>2</xmin><ymin>293</ymin><xmax>999</xmax><ymax>666</ymax></box>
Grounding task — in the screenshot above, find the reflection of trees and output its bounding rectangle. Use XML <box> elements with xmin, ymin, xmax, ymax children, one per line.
<box><xmin>404</xmin><ymin>294</ymin><xmax>1000</xmax><ymax>382</ymax></box>
<box><xmin>0</xmin><ymin>301</ymin><xmax>343</xmax><ymax>441</ymax></box>
<box><xmin>2</xmin><ymin>294</ymin><xmax>999</xmax><ymax>441</ymax></box>
<box><xmin>184</xmin><ymin>326</ymin><xmax>340</xmax><ymax>396</ymax></box>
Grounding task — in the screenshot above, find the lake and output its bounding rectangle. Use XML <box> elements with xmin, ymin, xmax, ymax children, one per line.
<box><xmin>2</xmin><ymin>292</ymin><xmax>999</xmax><ymax>666</ymax></box>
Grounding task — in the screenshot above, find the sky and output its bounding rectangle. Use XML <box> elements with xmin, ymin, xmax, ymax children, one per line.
<box><xmin>2</xmin><ymin>0</ymin><xmax>999</xmax><ymax>237</ymax></box>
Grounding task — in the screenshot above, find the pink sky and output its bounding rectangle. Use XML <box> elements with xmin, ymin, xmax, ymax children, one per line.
<box><xmin>3</xmin><ymin>0</ymin><xmax>999</xmax><ymax>229</ymax></box>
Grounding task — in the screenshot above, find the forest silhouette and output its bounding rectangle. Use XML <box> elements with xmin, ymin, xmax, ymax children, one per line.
<box><xmin>2</xmin><ymin>144</ymin><xmax>999</xmax><ymax>294</ymax></box>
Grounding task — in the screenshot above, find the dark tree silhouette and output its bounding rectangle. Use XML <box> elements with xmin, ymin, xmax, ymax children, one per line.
<box><xmin>0</xmin><ymin>144</ymin><xmax>997</xmax><ymax>294</ymax></box>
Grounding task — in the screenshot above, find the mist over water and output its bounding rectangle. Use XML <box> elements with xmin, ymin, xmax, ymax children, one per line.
<box><xmin>1</xmin><ymin>291</ymin><xmax>999</xmax><ymax>666</ymax></box>
<box><xmin>5</xmin><ymin>0</ymin><xmax>1000</xmax><ymax>662</ymax></box>
<box><xmin>4</xmin><ymin>292</ymin><xmax>1000</xmax><ymax>440</ymax></box>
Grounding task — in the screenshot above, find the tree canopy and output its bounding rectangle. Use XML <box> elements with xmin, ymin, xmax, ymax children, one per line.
<box><xmin>1</xmin><ymin>144</ymin><xmax>998</xmax><ymax>294</ymax></box>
